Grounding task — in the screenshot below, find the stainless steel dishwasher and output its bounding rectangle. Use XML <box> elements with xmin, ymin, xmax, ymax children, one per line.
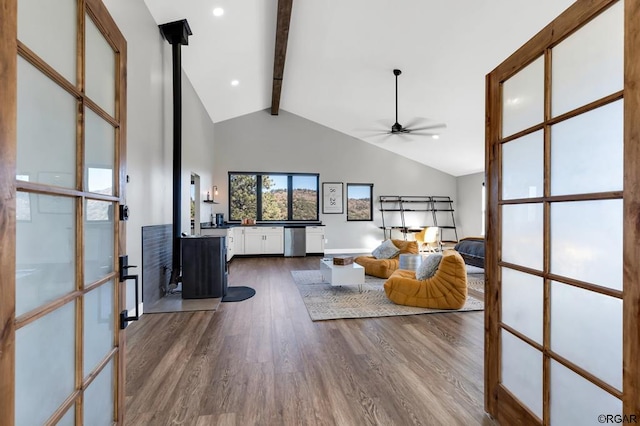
<box><xmin>284</xmin><ymin>226</ymin><xmax>306</xmax><ymax>257</ymax></box>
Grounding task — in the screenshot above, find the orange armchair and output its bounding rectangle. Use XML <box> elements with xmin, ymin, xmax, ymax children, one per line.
<box><xmin>383</xmin><ymin>250</ymin><xmax>467</xmax><ymax>309</ymax></box>
<box><xmin>355</xmin><ymin>239</ymin><xmax>419</xmax><ymax>278</ymax></box>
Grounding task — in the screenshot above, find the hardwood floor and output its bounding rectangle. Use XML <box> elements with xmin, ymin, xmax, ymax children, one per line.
<box><xmin>125</xmin><ymin>256</ymin><xmax>496</xmax><ymax>426</ymax></box>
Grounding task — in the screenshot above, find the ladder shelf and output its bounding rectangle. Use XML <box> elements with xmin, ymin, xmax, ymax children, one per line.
<box><xmin>378</xmin><ymin>195</ymin><xmax>458</xmax><ymax>243</ymax></box>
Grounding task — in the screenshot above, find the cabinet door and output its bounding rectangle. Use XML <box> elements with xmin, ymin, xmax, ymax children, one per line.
<box><xmin>226</xmin><ymin>229</ymin><xmax>234</xmax><ymax>260</ymax></box>
<box><xmin>234</xmin><ymin>228</ymin><xmax>245</xmax><ymax>254</ymax></box>
<box><xmin>306</xmin><ymin>226</ymin><xmax>325</xmax><ymax>253</ymax></box>
<box><xmin>244</xmin><ymin>233</ymin><xmax>263</xmax><ymax>254</ymax></box>
<box><xmin>306</xmin><ymin>233</ymin><xmax>324</xmax><ymax>253</ymax></box>
<box><xmin>263</xmin><ymin>233</ymin><xmax>284</xmax><ymax>254</ymax></box>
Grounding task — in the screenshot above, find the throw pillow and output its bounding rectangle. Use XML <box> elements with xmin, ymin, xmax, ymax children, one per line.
<box><xmin>416</xmin><ymin>253</ymin><xmax>443</xmax><ymax>280</ymax></box>
<box><xmin>372</xmin><ymin>239</ymin><xmax>400</xmax><ymax>259</ymax></box>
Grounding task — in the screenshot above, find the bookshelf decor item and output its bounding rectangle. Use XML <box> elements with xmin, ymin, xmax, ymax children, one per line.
<box><xmin>322</xmin><ymin>182</ymin><xmax>343</xmax><ymax>214</ymax></box>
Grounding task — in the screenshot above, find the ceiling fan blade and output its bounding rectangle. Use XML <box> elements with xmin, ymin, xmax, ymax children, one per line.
<box><xmin>360</xmin><ymin>131</ymin><xmax>392</xmax><ymax>138</ymax></box>
<box><xmin>408</xmin><ymin>123</ymin><xmax>447</xmax><ymax>132</ymax></box>
<box><xmin>402</xmin><ymin>117</ymin><xmax>430</xmax><ymax>129</ymax></box>
<box><xmin>408</xmin><ymin>131</ymin><xmax>438</xmax><ymax>136</ymax></box>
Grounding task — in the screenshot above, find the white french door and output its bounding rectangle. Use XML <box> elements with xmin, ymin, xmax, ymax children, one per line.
<box><xmin>0</xmin><ymin>0</ymin><xmax>128</xmax><ymax>424</ymax></box>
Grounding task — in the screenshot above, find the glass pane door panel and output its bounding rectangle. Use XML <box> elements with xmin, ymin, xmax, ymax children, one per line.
<box><xmin>85</xmin><ymin>15</ymin><xmax>116</xmax><ymax>116</ymax></box>
<box><xmin>550</xmin><ymin>199</ymin><xmax>623</xmax><ymax>290</ymax></box>
<box><xmin>502</xmin><ymin>203</ymin><xmax>543</xmax><ymax>270</ymax></box>
<box><xmin>84</xmin><ymin>200</ymin><xmax>115</xmax><ymax>285</ymax></box>
<box><xmin>501</xmin><ymin>56</ymin><xmax>544</xmax><ymax>138</ymax></box>
<box><xmin>551</xmin><ymin>1</ymin><xmax>623</xmax><ymax>117</ymax></box>
<box><xmin>550</xmin><ymin>360</ymin><xmax>622</xmax><ymax>425</ymax></box>
<box><xmin>16</xmin><ymin>195</ymin><xmax>75</xmax><ymax>316</ymax></box>
<box><xmin>85</xmin><ymin>108</ymin><xmax>115</xmax><ymax>195</ymax></box>
<box><xmin>17</xmin><ymin>0</ymin><xmax>77</xmax><ymax>83</ymax></box>
<box><xmin>550</xmin><ymin>281</ymin><xmax>622</xmax><ymax>390</ymax></box>
<box><xmin>501</xmin><ymin>330</ymin><xmax>543</xmax><ymax>419</ymax></box>
<box><xmin>15</xmin><ymin>302</ymin><xmax>76</xmax><ymax>426</ymax></box>
<box><xmin>17</xmin><ymin>57</ymin><xmax>76</xmax><ymax>188</ymax></box>
<box><xmin>501</xmin><ymin>268</ymin><xmax>543</xmax><ymax>344</ymax></box>
<box><xmin>59</xmin><ymin>406</ymin><xmax>75</xmax><ymax>426</ymax></box>
<box><xmin>83</xmin><ymin>359</ymin><xmax>115</xmax><ymax>426</ymax></box>
<box><xmin>551</xmin><ymin>100</ymin><xmax>623</xmax><ymax>195</ymax></box>
<box><xmin>502</xmin><ymin>130</ymin><xmax>543</xmax><ymax>200</ymax></box>
<box><xmin>84</xmin><ymin>281</ymin><xmax>115</xmax><ymax>376</ymax></box>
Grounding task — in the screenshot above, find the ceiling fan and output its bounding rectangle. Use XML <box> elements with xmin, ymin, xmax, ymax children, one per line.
<box><xmin>368</xmin><ymin>69</ymin><xmax>446</xmax><ymax>139</ymax></box>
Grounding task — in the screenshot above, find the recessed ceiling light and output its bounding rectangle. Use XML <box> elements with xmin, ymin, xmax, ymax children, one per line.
<box><xmin>212</xmin><ymin>7</ymin><xmax>224</xmax><ymax>17</ymax></box>
<box><xmin>231</xmin><ymin>80</ymin><xmax>239</xmax><ymax>86</ymax></box>
<box><xmin>432</xmin><ymin>135</ymin><xmax>440</xmax><ymax>140</ymax></box>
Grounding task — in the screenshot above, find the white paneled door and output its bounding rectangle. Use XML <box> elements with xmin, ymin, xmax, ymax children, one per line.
<box><xmin>485</xmin><ymin>0</ymin><xmax>640</xmax><ymax>425</ymax></box>
<box><xmin>1</xmin><ymin>0</ymin><xmax>128</xmax><ymax>424</ymax></box>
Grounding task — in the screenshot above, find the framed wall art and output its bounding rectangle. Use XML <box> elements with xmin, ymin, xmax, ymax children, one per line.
<box><xmin>322</xmin><ymin>182</ymin><xmax>343</xmax><ymax>214</ymax></box>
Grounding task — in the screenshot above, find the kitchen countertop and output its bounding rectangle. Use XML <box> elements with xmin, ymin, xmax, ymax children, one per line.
<box><xmin>200</xmin><ymin>222</ymin><xmax>323</xmax><ymax>229</ymax></box>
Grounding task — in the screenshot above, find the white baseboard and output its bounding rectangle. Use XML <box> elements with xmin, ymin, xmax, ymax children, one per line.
<box><xmin>324</xmin><ymin>248</ymin><xmax>372</xmax><ymax>255</ymax></box>
<box><xmin>128</xmin><ymin>302</ymin><xmax>144</xmax><ymax>316</ymax></box>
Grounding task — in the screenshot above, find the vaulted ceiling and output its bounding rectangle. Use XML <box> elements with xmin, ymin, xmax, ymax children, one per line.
<box><xmin>142</xmin><ymin>0</ymin><xmax>576</xmax><ymax>176</ymax></box>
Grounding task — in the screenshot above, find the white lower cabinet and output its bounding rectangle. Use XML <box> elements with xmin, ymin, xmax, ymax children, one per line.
<box><xmin>233</xmin><ymin>227</ymin><xmax>245</xmax><ymax>255</ymax></box>
<box><xmin>226</xmin><ymin>228</ymin><xmax>234</xmax><ymax>260</ymax></box>
<box><xmin>305</xmin><ymin>226</ymin><xmax>325</xmax><ymax>254</ymax></box>
<box><xmin>243</xmin><ymin>226</ymin><xmax>284</xmax><ymax>255</ymax></box>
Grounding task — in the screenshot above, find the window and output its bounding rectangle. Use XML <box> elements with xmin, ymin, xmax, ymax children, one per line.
<box><xmin>346</xmin><ymin>183</ymin><xmax>373</xmax><ymax>221</ymax></box>
<box><xmin>262</xmin><ymin>175</ymin><xmax>288</xmax><ymax>220</ymax></box>
<box><xmin>229</xmin><ymin>172</ymin><xmax>319</xmax><ymax>221</ymax></box>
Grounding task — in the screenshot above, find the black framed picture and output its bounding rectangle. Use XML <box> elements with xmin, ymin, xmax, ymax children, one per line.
<box><xmin>322</xmin><ymin>182</ymin><xmax>343</xmax><ymax>214</ymax></box>
<box><xmin>346</xmin><ymin>183</ymin><xmax>373</xmax><ymax>221</ymax></box>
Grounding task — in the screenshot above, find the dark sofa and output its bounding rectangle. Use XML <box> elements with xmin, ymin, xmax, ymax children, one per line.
<box><xmin>454</xmin><ymin>237</ymin><xmax>485</xmax><ymax>269</ymax></box>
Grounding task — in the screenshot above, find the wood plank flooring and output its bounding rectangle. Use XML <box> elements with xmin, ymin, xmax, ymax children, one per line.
<box><xmin>125</xmin><ymin>256</ymin><xmax>496</xmax><ymax>426</ymax></box>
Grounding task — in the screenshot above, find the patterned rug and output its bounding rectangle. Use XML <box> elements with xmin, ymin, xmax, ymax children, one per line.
<box><xmin>291</xmin><ymin>269</ymin><xmax>484</xmax><ymax>321</ymax></box>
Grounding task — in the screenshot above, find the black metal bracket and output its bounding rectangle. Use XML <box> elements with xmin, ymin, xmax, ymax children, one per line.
<box><xmin>119</xmin><ymin>205</ymin><xmax>130</xmax><ymax>221</ymax></box>
<box><xmin>119</xmin><ymin>255</ymin><xmax>140</xmax><ymax>329</ymax></box>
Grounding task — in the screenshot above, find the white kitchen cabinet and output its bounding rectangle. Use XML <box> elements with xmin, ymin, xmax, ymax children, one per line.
<box><xmin>226</xmin><ymin>228</ymin><xmax>234</xmax><ymax>260</ymax></box>
<box><xmin>243</xmin><ymin>226</ymin><xmax>284</xmax><ymax>255</ymax></box>
<box><xmin>305</xmin><ymin>226</ymin><xmax>325</xmax><ymax>254</ymax></box>
<box><xmin>233</xmin><ymin>227</ymin><xmax>245</xmax><ymax>255</ymax></box>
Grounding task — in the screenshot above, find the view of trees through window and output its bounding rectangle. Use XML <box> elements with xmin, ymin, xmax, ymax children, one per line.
<box><xmin>230</xmin><ymin>172</ymin><xmax>319</xmax><ymax>221</ymax></box>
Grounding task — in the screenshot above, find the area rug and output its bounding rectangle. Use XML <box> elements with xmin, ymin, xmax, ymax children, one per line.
<box><xmin>291</xmin><ymin>270</ymin><xmax>484</xmax><ymax>321</ymax></box>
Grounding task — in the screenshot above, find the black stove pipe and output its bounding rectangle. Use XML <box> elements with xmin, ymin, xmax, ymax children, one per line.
<box><xmin>159</xmin><ymin>19</ymin><xmax>192</xmax><ymax>287</ymax></box>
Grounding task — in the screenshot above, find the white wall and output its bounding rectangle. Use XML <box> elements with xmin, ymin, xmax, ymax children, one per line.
<box><xmin>214</xmin><ymin>110</ymin><xmax>459</xmax><ymax>252</ymax></box>
<box><xmin>456</xmin><ymin>172</ymin><xmax>485</xmax><ymax>239</ymax></box>
<box><xmin>103</xmin><ymin>0</ymin><xmax>216</xmax><ymax>311</ymax></box>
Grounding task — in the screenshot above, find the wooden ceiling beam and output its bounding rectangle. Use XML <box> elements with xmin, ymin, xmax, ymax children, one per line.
<box><xmin>270</xmin><ymin>0</ymin><xmax>293</xmax><ymax>115</ymax></box>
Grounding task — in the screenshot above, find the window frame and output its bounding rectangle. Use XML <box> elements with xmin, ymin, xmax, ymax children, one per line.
<box><xmin>346</xmin><ymin>183</ymin><xmax>374</xmax><ymax>221</ymax></box>
<box><xmin>228</xmin><ymin>171</ymin><xmax>320</xmax><ymax>222</ymax></box>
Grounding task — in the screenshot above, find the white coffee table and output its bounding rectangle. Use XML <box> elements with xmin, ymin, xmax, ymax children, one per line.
<box><xmin>319</xmin><ymin>258</ymin><xmax>365</xmax><ymax>292</ymax></box>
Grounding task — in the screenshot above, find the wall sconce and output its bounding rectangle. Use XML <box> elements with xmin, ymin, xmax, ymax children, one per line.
<box><xmin>204</xmin><ymin>186</ymin><xmax>218</xmax><ymax>204</ymax></box>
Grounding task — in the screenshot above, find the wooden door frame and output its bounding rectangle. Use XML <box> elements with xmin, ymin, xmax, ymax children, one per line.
<box><xmin>485</xmin><ymin>0</ymin><xmax>640</xmax><ymax>424</ymax></box>
<box><xmin>0</xmin><ymin>0</ymin><xmax>18</xmax><ymax>423</ymax></box>
<box><xmin>0</xmin><ymin>0</ymin><xmax>127</xmax><ymax>423</ymax></box>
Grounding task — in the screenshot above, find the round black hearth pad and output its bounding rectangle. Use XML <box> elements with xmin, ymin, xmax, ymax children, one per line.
<box><xmin>222</xmin><ymin>286</ymin><xmax>256</xmax><ymax>302</ymax></box>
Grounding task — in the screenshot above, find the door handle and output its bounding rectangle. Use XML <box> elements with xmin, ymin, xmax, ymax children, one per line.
<box><xmin>119</xmin><ymin>255</ymin><xmax>140</xmax><ymax>329</ymax></box>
